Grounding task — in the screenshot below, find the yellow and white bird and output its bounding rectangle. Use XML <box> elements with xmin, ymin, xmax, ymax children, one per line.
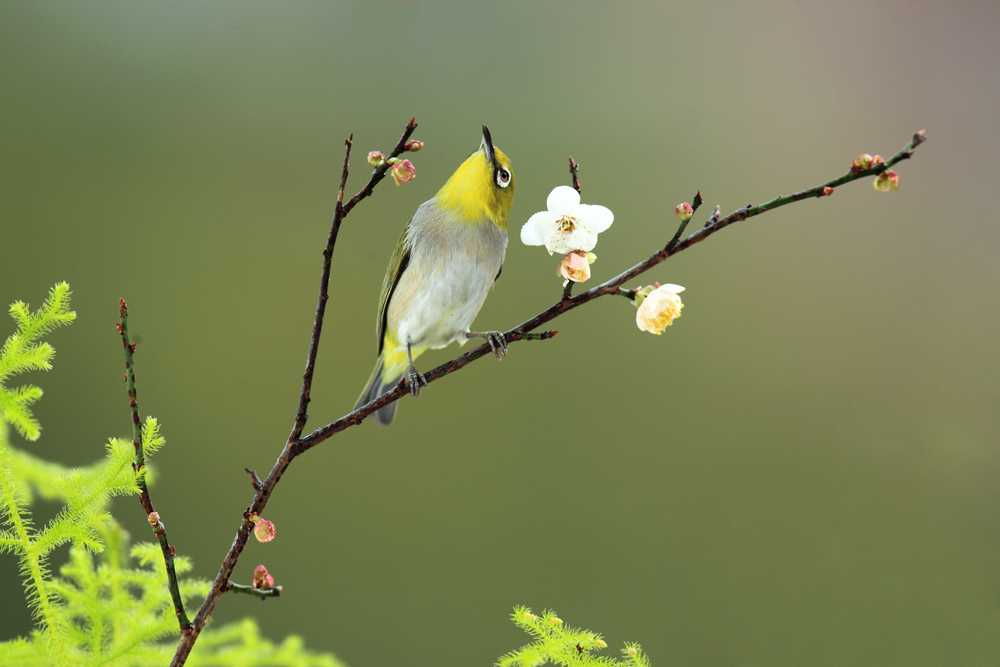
<box><xmin>355</xmin><ymin>125</ymin><xmax>515</xmax><ymax>425</ymax></box>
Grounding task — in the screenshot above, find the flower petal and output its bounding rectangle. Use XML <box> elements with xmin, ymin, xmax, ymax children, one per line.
<box><xmin>568</xmin><ymin>229</ymin><xmax>597</xmax><ymax>253</ymax></box>
<box><xmin>577</xmin><ymin>204</ymin><xmax>614</xmax><ymax>233</ymax></box>
<box><xmin>520</xmin><ymin>211</ymin><xmax>557</xmax><ymax>246</ymax></box>
<box><xmin>546</xmin><ymin>186</ymin><xmax>581</xmax><ymax>215</ymax></box>
<box><xmin>544</xmin><ymin>224</ymin><xmax>593</xmax><ymax>254</ymax></box>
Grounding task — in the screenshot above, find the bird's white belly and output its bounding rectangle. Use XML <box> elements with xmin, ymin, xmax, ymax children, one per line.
<box><xmin>394</xmin><ymin>254</ymin><xmax>494</xmax><ymax>350</ymax></box>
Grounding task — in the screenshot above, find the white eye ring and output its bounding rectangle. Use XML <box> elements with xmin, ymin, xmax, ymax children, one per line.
<box><xmin>495</xmin><ymin>167</ymin><xmax>511</xmax><ymax>188</ymax></box>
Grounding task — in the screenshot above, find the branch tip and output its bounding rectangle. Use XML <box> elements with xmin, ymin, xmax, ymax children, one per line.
<box><xmin>568</xmin><ymin>157</ymin><xmax>581</xmax><ymax>193</ymax></box>
<box><xmin>244</xmin><ymin>468</ymin><xmax>263</xmax><ymax>491</ymax></box>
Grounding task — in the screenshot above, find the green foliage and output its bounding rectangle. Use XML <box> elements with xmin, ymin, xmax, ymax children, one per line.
<box><xmin>0</xmin><ymin>282</ymin><xmax>75</xmax><ymax>442</ymax></box>
<box><xmin>0</xmin><ymin>284</ymin><xmax>343</xmax><ymax>667</ymax></box>
<box><xmin>183</xmin><ymin>619</ymin><xmax>344</xmax><ymax>667</ymax></box>
<box><xmin>497</xmin><ymin>607</ymin><xmax>651</xmax><ymax>667</ymax></box>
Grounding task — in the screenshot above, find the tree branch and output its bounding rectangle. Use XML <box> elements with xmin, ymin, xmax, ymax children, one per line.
<box><xmin>116</xmin><ymin>299</ymin><xmax>191</xmax><ymax>632</ymax></box>
<box><xmin>319</xmin><ymin>129</ymin><xmax>928</xmax><ymax>446</ymax></box>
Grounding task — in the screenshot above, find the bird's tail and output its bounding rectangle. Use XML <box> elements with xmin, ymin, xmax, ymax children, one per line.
<box><xmin>354</xmin><ymin>356</ymin><xmax>400</xmax><ymax>426</ymax></box>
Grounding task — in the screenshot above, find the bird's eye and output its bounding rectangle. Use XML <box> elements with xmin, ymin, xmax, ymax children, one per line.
<box><xmin>495</xmin><ymin>167</ymin><xmax>511</xmax><ymax>188</ymax></box>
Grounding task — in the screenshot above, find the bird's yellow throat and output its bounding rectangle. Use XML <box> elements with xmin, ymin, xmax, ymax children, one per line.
<box><xmin>435</xmin><ymin>147</ymin><xmax>514</xmax><ymax>229</ymax></box>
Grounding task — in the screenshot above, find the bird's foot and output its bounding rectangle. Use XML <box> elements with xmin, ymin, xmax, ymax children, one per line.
<box><xmin>475</xmin><ymin>331</ymin><xmax>507</xmax><ymax>360</ymax></box>
<box><xmin>406</xmin><ymin>364</ymin><xmax>428</xmax><ymax>397</ymax></box>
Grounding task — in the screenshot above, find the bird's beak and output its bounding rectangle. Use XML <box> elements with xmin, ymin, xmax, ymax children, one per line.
<box><xmin>480</xmin><ymin>124</ymin><xmax>496</xmax><ymax>165</ymax></box>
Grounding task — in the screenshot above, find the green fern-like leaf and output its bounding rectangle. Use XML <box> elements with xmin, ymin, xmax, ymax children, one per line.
<box><xmin>498</xmin><ymin>607</ymin><xmax>648</xmax><ymax>667</ymax></box>
<box><xmin>0</xmin><ymin>282</ymin><xmax>75</xmax><ymax>441</ymax></box>
<box><xmin>1</xmin><ymin>515</ymin><xmax>345</xmax><ymax>667</ymax></box>
<box><xmin>41</xmin><ymin>524</ymin><xmax>213</xmax><ymax>665</ymax></box>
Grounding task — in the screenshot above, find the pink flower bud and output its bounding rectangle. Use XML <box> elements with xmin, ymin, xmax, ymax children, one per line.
<box><xmin>367</xmin><ymin>151</ymin><xmax>385</xmax><ymax>167</ymax></box>
<box><xmin>391</xmin><ymin>159</ymin><xmax>416</xmax><ymax>186</ymax></box>
<box><xmin>675</xmin><ymin>202</ymin><xmax>694</xmax><ymax>221</ymax></box>
<box><xmin>557</xmin><ymin>250</ymin><xmax>595</xmax><ymax>285</ymax></box>
<box><xmin>405</xmin><ymin>140</ymin><xmax>424</xmax><ymax>152</ymax></box>
<box><xmin>819</xmin><ymin>186</ymin><xmax>834</xmax><ymax>197</ymax></box>
<box><xmin>253</xmin><ymin>518</ymin><xmax>276</xmax><ymax>543</ymax></box>
<box><xmin>873</xmin><ymin>170</ymin><xmax>899</xmax><ymax>192</ymax></box>
<box><xmin>147</xmin><ymin>511</ymin><xmax>160</xmax><ymax>526</ymax></box>
<box><xmin>253</xmin><ymin>564</ymin><xmax>274</xmax><ymax>590</ymax></box>
<box><xmin>850</xmin><ymin>154</ymin><xmax>874</xmax><ymax>173</ymax></box>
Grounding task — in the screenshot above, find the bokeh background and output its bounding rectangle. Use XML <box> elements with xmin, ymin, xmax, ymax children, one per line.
<box><xmin>2</xmin><ymin>1</ymin><xmax>998</xmax><ymax>665</ymax></box>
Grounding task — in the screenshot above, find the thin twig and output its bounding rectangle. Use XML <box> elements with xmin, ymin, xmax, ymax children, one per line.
<box><xmin>244</xmin><ymin>468</ymin><xmax>262</xmax><ymax>491</ymax></box>
<box><xmin>228</xmin><ymin>582</ymin><xmax>282</xmax><ymax>599</ymax></box>
<box><xmin>672</xmin><ymin>129</ymin><xmax>925</xmax><ymax>246</ymax></box>
<box><xmin>116</xmin><ymin>299</ymin><xmax>191</xmax><ymax>632</ymax></box>
<box><xmin>343</xmin><ymin>117</ymin><xmax>420</xmax><ymax>215</ymax></box>
<box><xmin>289</xmin><ymin>118</ymin><xmax>419</xmax><ymax>444</ymax></box>
<box><xmin>568</xmin><ymin>157</ymin><xmax>581</xmax><ymax>193</ymax></box>
<box><xmin>561</xmin><ymin>161</ymin><xmax>584</xmax><ymax>300</ymax></box>
<box><xmin>668</xmin><ymin>190</ymin><xmax>702</xmax><ymax>251</ymax></box>
<box><xmin>287</xmin><ymin>134</ymin><xmax>353</xmax><ymax>444</ymax></box>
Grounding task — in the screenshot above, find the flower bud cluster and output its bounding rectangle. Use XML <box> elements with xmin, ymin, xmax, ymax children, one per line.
<box><xmin>253</xmin><ymin>564</ymin><xmax>274</xmax><ymax>590</ymax></box>
<box><xmin>367</xmin><ymin>146</ymin><xmax>420</xmax><ymax>186</ymax></box>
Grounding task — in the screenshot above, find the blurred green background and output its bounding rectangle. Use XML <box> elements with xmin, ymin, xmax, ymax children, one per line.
<box><xmin>2</xmin><ymin>1</ymin><xmax>998</xmax><ymax>664</ymax></box>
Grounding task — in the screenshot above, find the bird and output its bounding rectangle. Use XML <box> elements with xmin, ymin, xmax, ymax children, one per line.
<box><xmin>354</xmin><ymin>125</ymin><xmax>515</xmax><ymax>425</ymax></box>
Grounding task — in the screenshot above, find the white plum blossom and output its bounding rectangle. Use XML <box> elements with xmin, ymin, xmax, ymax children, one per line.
<box><xmin>520</xmin><ymin>186</ymin><xmax>614</xmax><ymax>255</ymax></box>
<box><xmin>635</xmin><ymin>283</ymin><xmax>685</xmax><ymax>334</ymax></box>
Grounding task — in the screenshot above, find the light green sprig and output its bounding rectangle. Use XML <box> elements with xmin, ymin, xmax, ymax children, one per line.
<box><xmin>497</xmin><ymin>606</ymin><xmax>650</xmax><ymax>667</ymax></box>
<box><xmin>0</xmin><ymin>282</ymin><xmax>75</xmax><ymax>442</ymax></box>
<box><xmin>0</xmin><ymin>284</ymin><xmax>341</xmax><ymax>667</ymax></box>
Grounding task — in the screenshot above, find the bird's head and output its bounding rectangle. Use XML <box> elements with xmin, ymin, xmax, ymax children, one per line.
<box><xmin>435</xmin><ymin>125</ymin><xmax>515</xmax><ymax>230</ymax></box>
